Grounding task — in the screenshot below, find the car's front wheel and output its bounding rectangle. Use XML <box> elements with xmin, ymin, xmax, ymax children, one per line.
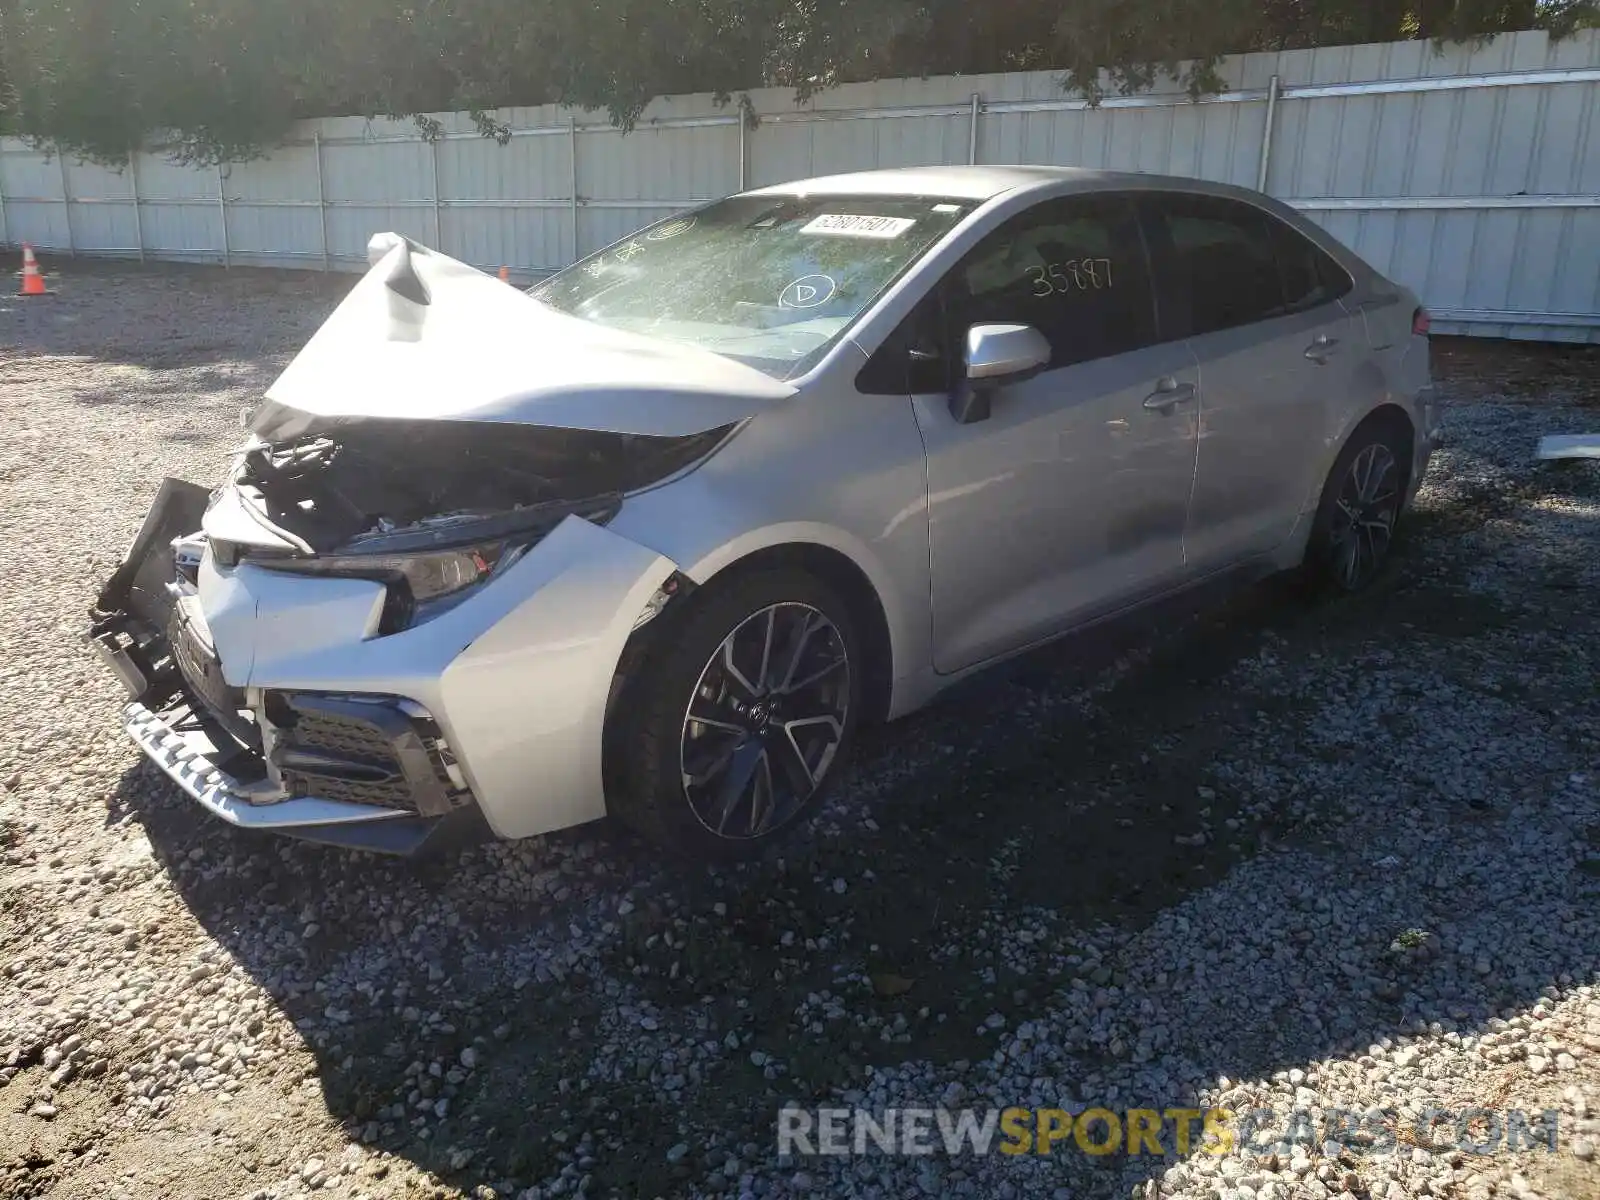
<box><xmin>607</xmin><ymin>567</ymin><xmax>861</xmax><ymax>859</ymax></box>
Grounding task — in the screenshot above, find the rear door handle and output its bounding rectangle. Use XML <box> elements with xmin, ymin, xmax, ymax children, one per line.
<box><xmin>1305</xmin><ymin>334</ymin><xmax>1340</xmax><ymax>363</ymax></box>
<box><xmin>1142</xmin><ymin>379</ymin><xmax>1197</xmax><ymax>411</ymax></box>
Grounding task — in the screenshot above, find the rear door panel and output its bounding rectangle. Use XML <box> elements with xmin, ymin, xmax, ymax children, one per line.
<box><xmin>1140</xmin><ymin>193</ymin><xmax>1363</xmax><ymax>571</ymax></box>
<box><xmin>1182</xmin><ymin>304</ymin><xmax>1361</xmax><ymax>568</ymax></box>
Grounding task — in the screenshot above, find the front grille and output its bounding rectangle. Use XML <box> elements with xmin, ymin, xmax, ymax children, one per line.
<box><xmin>271</xmin><ymin>694</ymin><xmax>468</xmax><ymax>815</ymax></box>
<box><xmin>168</xmin><ymin>598</ymin><xmax>260</xmax><ymax>751</ymax></box>
<box><xmin>280</xmin><ymin>706</ymin><xmax>418</xmax><ymax>810</ymax></box>
<box><xmin>290</xmin><ymin>707</ymin><xmax>403</xmax><ymax>765</ymax></box>
<box><xmin>287</xmin><ymin>772</ymin><xmax>417</xmax><ymax>809</ymax></box>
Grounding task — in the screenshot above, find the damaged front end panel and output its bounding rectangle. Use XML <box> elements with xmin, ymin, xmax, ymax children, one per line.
<box><xmin>89</xmin><ymin>477</ymin><xmax>213</xmax><ymax>705</ymax></box>
<box><xmin>218</xmin><ymin>416</ymin><xmax>726</xmax><ymax>632</ymax></box>
<box><xmin>87</xmin><ymin>480</ymin><xmax>481</xmax><ymax>853</ymax></box>
<box><xmin>87</xmin><ymin>415</ymin><xmax>725</xmax><ymax>854</ymax></box>
<box><xmin>230</xmin><ymin>411</ymin><xmax>728</xmax><ymax>554</ymax></box>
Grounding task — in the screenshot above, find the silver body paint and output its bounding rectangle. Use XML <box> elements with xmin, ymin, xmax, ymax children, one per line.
<box><xmin>110</xmin><ymin>166</ymin><xmax>1435</xmax><ymax>844</ymax></box>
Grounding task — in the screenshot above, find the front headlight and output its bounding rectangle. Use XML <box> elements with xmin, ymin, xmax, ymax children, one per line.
<box><xmin>338</xmin><ymin>543</ymin><xmax>505</xmax><ymax>605</ymax></box>
<box><xmin>257</xmin><ymin>496</ymin><xmax>618</xmax><ymax>632</ymax></box>
<box><xmin>261</xmin><ymin>538</ymin><xmax>523</xmax><ymax>632</ymax></box>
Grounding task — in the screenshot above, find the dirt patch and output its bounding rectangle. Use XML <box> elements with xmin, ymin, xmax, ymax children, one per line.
<box><xmin>1433</xmin><ymin>335</ymin><xmax>1600</xmax><ymax>408</ymax></box>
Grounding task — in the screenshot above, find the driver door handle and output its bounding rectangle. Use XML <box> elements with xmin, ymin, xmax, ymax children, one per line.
<box><xmin>1142</xmin><ymin>378</ymin><xmax>1197</xmax><ymax>411</ymax></box>
<box><xmin>1304</xmin><ymin>334</ymin><xmax>1340</xmax><ymax>363</ymax></box>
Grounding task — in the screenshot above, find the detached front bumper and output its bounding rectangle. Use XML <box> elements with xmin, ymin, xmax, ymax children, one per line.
<box><xmin>119</xmin><ymin>699</ymin><xmax>481</xmax><ymax>854</ymax></box>
<box><xmin>91</xmin><ymin>480</ymin><xmax>676</xmax><ymax>853</ymax></box>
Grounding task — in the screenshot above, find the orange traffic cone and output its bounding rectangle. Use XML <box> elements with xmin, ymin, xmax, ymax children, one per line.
<box><xmin>19</xmin><ymin>244</ymin><xmax>51</xmax><ymax>297</ymax></box>
<box><xmin>498</xmin><ymin>265</ymin><xmax>511</xmax><ymax>283</ymax></box>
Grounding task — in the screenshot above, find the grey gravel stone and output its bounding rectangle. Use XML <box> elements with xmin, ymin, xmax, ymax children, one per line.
<box><xmin>1</xmin><ymin>268</ymin><xmax>1596</xmax><ymax>1200</ymax></box>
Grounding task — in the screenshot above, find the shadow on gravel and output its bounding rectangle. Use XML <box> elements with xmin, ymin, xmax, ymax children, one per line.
<box><xmin>104</xmin><ymin>434</ymin><xmax>1598</xmax><ymax>1199</ymax></box>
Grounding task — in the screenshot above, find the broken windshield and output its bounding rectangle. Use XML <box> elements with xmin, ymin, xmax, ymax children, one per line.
<box><xmin>529</xmin><ymin>194</ymin><xmax>973</xmax><ymax>380</ymax></box>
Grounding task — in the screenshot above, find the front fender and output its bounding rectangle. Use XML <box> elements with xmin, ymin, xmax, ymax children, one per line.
<box><xmin>612</xmin><ymin>507</ymin><xmax>928</xmax><ymax>718</ymax></box>
<box><xmin>603</xmin><ymin>383</ymin><xmax>934</xmax><ymax>722</ymax></box>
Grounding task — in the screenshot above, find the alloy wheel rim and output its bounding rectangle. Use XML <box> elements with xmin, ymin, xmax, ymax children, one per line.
<box><xmin>1330</xmin><ymin>442</ymin><xmax>1400</xmax><ymax>590</ymax></box>
<box><xmin>679</xmin><ymin>603</ymin><xmax>851</xmax><ymax>840</ymax></box>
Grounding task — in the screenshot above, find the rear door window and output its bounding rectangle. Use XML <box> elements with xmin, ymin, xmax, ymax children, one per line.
<box><xmin>1271</xmin><ymin>217</ymin><xmax>1353</xmax><ymax>313</ymax></box>
<box><xmin>1142</xmin><ymin>194</ymin><xmax>1286</xmax><ymax>338</ymax></box>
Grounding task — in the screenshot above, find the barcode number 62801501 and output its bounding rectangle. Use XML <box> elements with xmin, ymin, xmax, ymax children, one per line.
<box><xmin>1027</xmin><ymin>258</ymin><xmax>1115</xmax><ymax>296</ymax></box>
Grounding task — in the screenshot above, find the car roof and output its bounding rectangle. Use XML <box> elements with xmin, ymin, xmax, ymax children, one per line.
<box><xmin>740</xmin><ymin>164</ymin><xmax>1264</xmax><ymax>204</ymax></box>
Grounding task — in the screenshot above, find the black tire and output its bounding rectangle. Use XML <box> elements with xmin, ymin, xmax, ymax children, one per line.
<box><xmin>1305</xmin><ymin>420</ymin><xmax>1409</xmax><ymax>593</ymax></box>
<box><xmin>605</xmin><ymin>567</ymin><xmax>862</xmax><ymax>860</ymax></box>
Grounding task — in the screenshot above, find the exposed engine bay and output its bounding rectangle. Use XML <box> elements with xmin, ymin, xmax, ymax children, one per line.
<box><xmin>84</xmin><ymin>407</ymin><xmax>726</xmax><ymax>854</ymax></box>
<box><xmin>229</xmin><ymin>412</ymin><xmax>731</xmax><ymax>555</ymax></box>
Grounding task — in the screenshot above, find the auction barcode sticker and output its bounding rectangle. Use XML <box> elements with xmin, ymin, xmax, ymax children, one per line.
<box><xmin>800</xmin><ymin>214</ymin><xmax>917</xmax><ymax>239</ymax></box>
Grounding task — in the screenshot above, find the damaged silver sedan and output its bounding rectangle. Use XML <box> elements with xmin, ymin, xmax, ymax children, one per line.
<box><xmin>90</xmin><ymin>166</ymin><xmax>1438</xmax><ymax>857</ymax></box>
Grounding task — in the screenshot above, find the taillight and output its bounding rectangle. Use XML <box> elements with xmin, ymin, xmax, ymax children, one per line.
<box><xmin>1412</xmin><ymin>307</ymin><xmax>1432</xmax><ymax>336</ymax></box>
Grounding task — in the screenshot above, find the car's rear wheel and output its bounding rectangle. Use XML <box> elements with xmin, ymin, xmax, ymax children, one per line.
<box><xmin>1306</xmin><ymin>422</ymin><xmax>1408</xmax><ymax>592</ymax></box>
<box><xmin>607</xmin><ymin>568</ymin><xmax>860</xmax><ymax>859</ymax></box>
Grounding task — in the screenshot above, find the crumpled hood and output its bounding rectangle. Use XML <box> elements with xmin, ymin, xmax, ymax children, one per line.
<box><xmin>258</xmin><ymin>234</ymin><xmax>795</xmax><ymax>440</ymax></box>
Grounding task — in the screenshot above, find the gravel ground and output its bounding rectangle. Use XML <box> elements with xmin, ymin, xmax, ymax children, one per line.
<box><xmin>1</xmin><ymin>258</ymin><xmax>1598</xmax><ymax>1200</ymax></box>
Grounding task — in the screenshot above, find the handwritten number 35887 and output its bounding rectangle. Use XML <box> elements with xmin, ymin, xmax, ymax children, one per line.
<box><xmin>1027</xmin><ymin>258</ymin><xmax>1114</xmax><ymax>297</ymax></box>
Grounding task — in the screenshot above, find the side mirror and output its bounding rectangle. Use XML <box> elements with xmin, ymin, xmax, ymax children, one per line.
<box><xmin>950</xmin><ymin>323</ymin><xmax>1051</xmax><ymax>424</ymax></box>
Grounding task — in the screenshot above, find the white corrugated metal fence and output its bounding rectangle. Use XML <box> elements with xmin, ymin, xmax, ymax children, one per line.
<box><xmin>2</xmin><ymin>29</ymin><xmax>1597</xmax><ymax>341</ymax></box>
